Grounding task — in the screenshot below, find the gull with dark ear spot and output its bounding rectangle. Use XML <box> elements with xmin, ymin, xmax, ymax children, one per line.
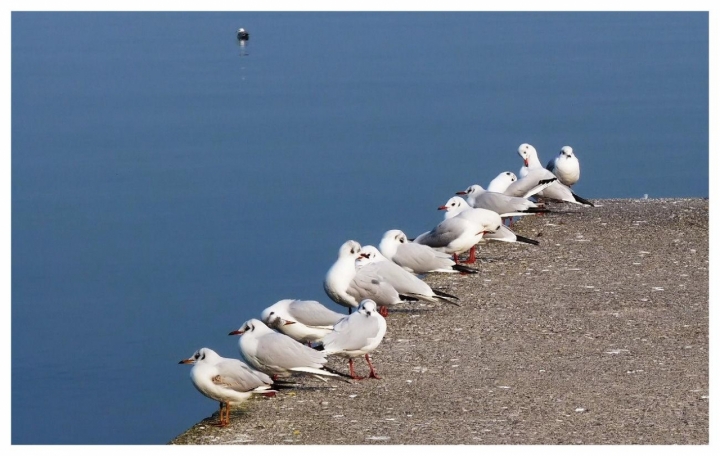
<box><xmin>546</xmin><ymin>146</ymin><xmax>580</xmax><ymax>187</ymax></box>
<box><xmin>486</xmin><ymin>171</ymin><xmax>518</xmax><ymax>193</ymax></box>
<box><xmin>261</xmin><ymin>299</ymin><xmax>345</xmax><ymax>345</ymax></box>
<box><xmin>318</xmin><ymin>299</ymin><xmax>387</xmax><ymax>380</ymax></box>
<box><xmin>178</xmin><ymin>347</ymin><xmax>274</xmax><ymax>427</ymax></box>
<box><xmin>379</xmin><ymin>229</ymin><xmax>478</xmax><ymax>274</ymax></box>
<box><xmin>229</xmin><ymin>319</ymin><xmax>339</xmax><ymax>380</ymax></box>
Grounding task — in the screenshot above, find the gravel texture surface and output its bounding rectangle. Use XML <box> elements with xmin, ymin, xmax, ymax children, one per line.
<box><xmin>170</xmin><ymin>198</ymin><xmax>709</xmax><ymax>445</ymax></box>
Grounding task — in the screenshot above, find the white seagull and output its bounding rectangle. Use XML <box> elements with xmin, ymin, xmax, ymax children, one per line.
<box><xmin>379</xmin><ymin>229</ymin><xmax>478</xmax><ymax>274</ymax></box>
<box><xmin>414</xmin><ymin>201</ymin><xmax>502</xmax><ymax>264</ymax></box>
<box><xmin>356</xmin><ymin>245</ymin><xmax>460</xmax><ymax>308</ymax></box>
<box><xmin>511</xmin><ymin>143</ymin><xmax>593</xmax><ymax>206</ymax></box>
<box><xmin>487</xmin><ymin>171</ymin><xmax>518</xmax><ymax>193</ymax></box>
<box><xmin>320</xmin><ymin>299</ymin><xmax>387</xmax><ymax>379</ymax></box>
<box><xmin>439</xmin><ymin>196</ymin><xmax>539</xmax><ymax>246</ymax></box>
<box><xmin>546</xmin><ymin>146</ymin><xmax>580</xmax><ymax>187</ymax></box>
<box><xmin>324</xmin><ymin>240</ymin><xmax>410</xmax><ymax>315</ymax></box>
<box><xmin>229</xmin><ymin>319</ymin><xmax>339</xmax><ymax>380</ymax></box>
<box><xmin>179</xmin><ymin>347</ymin><xmax>274</xmax><ymax>427</ymax></box>
<box><xmin>261</xmin><ymin>299</ymin><xmax>345</xmax><ymax>345</ymax></box>
<box><xmin>456</xmin><ymin>184</ymin><xmax>549</xmax><ymax>217</ymax></box>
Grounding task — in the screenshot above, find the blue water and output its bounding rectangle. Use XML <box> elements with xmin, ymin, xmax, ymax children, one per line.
<box><xmin>11</xmin><ymin>12</ymin><xmax>708</xmax><ymax>444</ymax></box>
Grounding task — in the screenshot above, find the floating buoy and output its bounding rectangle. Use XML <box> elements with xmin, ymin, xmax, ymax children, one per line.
<box><xmin>237</xmin><ymin>28</ymin><xmax>249</xmax><ymax>42</ymax></box>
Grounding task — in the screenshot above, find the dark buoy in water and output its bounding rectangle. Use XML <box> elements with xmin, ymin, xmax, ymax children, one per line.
<box><xmin>237</xmin><ymin>28</ymin><xmax>249</xmax><ymax>42</ymax></box>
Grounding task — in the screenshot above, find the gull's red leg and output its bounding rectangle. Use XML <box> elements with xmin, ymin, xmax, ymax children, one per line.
<box><xmin>348</xmin><ymin>358</ymin><xmax>365</xmax><ymax>380</ymax></box>
<box><xmin>365</xmin><ymin>354</ymin><xmax>381</xmax><ymax>379</ymax></box>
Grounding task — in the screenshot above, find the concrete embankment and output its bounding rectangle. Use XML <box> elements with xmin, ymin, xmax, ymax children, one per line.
<box><xmin>170</xmin><ymin>198</ymin><xmax>709</xmax><ymax>445</ymax></box>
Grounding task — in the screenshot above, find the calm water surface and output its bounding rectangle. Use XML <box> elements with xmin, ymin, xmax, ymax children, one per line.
<box><xmin>11</xmin><ymin>12</ymin><xmax>708</xmax><ymax>444</ymax></box>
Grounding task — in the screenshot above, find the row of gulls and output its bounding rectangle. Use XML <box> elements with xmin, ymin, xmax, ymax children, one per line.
<box><xmin>179</xmin><ymin>143</ymin><xmax>590</xmax><ymax>427</ymax></box>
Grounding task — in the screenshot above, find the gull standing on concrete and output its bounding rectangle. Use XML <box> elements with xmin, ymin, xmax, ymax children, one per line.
<box><xmin>229</xmin><ymin>319</ymin><xmax>339</xmax><ymax>380</ymax></box>
<box><xmin>546</xmin><ymin>146</ymin><xmax>580</xmax><ymax>187</ymax></box>
<box><xmin>513</xmin><ymin>143</ymin><xmax>593</xmax><ymax>206</ymax></box>
<box><xmin>379</xmin><ymin>229</ymin><xmax>478</xmax><ymax>274</ymax></box>
<box><xmin>356</xmin><ymin>245</ymin><xmax>460</xmax><ymax>308</ymax></box>
<box><xmin>319</xmin><ymin>299</ymin><xmax>387</xmax><ymax>379</ymax></box>
<box><xmin>261</xmin><ymin>299</ymin><xmax>345</xmax><ymax>345</ymax></box>
<box><xmin>179</xmin><ymin>347</ymin><xmax>274</xmax><ymax>427</ymax></box>
<box><xmin>414</xmin><ymin>201</ymin><xmax>502</xmax><ymax>264</ymax></box>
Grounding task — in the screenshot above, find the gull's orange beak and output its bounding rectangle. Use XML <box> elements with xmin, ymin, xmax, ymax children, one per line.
<box><xmin>178</xmin><ymin>358</ymin><xmax>194</xmax><ymax>364</ymax></box>
<box><xmin>524</xmin><ymin>158</ymin><xmax>529</xmax><ymax>167</ymax></box>
<box><xmin>438</xmin><ymin>205</ymin><xmax>448</xmax><ymax>210</ymax></box>
<box><xmin>284</xmin><ymin>320</ymin><xmax>296</xmax><ymax>326</ymax></box>
<box><xmin>228</xmin><ymin>329</ymin><xmax>244</xmax><ymax>336</ymax></box>
<box><xmin>455</xmin><ymin>191</ymin><xmax>467</xmax><ymax>195</ymax></box>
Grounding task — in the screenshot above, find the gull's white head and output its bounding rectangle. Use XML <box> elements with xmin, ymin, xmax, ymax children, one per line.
<box><xmin>358</xmin><ymin>299</ymin><xmax>378</xmax><ymax>316</ymax></box>
<box><xmin>517</xmin><ymin>143</ymin><xmax>538</xmax><ymax>167</ymax></box>
<box><xmin>487</xmin><ymin>171</ymin><xmax>517</xmax><ymax>193</ymax></box>
<box><xmin>179</xmin><ymin>347</ymin><xmax>221</xmax><ymax>365</ymax></box>
<box><xmin>228</xmin><ymin>318</ymin><xmax>265</xmax><ymax>336</ymax></box>
<box><xmin>382</xmin><ymin>229</ymin><xmax>408</xmax><ymax>245</ymax></box>
<box><xmin>359</xmin><ymin>245</ymin><xmax>385</xmax><ymax>263</ymax></box>
<box><xmin>338</xmin><ymin>240</ymin><xmax>362</xmax><ymax>259</ymax></box>
<box><xmin>439</xmin><ymin>196</ymin><xmax>470</xmax><ymax>219</ymax></box>
<box><xmin>456</xmin><ymin>184</ymin><xmax>484</xmax><ymax>197</ymax></box>
<box><xmin>264</xmin><ymin>312</ymin><xmax>293</xmax><ymax>330</ymax></box>
<box><xmin>560</xmin><ymin>146</ymin><xmax>574</xmax><ymax>158</ymax></box>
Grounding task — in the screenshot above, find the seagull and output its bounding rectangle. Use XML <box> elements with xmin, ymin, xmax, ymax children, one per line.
<box><xmin>229</xmin><ymin>319</ymin><xmax>339</xmax><ymax>380</ymax></box>
<box><xmin>414</xmin><ymin>201</ymin><xmax>502</xmax><ymax>264</ymax></box>
<box><xmin>439</xmin><ymin>196</ymin><xmax>540</xmax><ymax>246</ymax></box>
<box><xmin>179</xmin><ymin>348</ymin><xmax>274</xmax><ymax>427</ymax></box>
<box><xmin>237</xmin><ymin>28</ymin><xmax>249</xmax><ymax>41</ymax></box>
<box><xmin>319</xmin><ymin>299</ymin><xmax>387</xmax><ymax>380</ymax></box>
<box><xmin>324</xmin><ymin>240</ymin><xmax>366</xmax><ymax>312</ymax></box>
<box><xmin>546</xmin><ymin>146</ymin><xmax>580</xmax><ymax>187</ymax></box>
<box><xmin>324</xmin><ymin>240</ymin><xmax>410</xmax><ymax>315</ymax></box>
<box><xmin>378</xmin><ymin>229</ymin><xmax>478</xmax><ymax>274</ymax></box>
<box><xmin>456</xmin><ymin>184</ymin><xmax>549</xmax><ymax>217</ymax></box>
<box><xmin>510</xmin><ymin>143</ymin><xmax>593</xmax><ymax>206</ymax></box>
<box><xmin>261</xmin><ymin>299</ymin><xmax>345</xmax><ymax>345</ymax></box>
<box><xmin>356</xmin><ymin>245</ymin><xmax>461</xmax><ymax>309</ymax></box>
<box><xmin>486</xmin><ymin>171</ymin><xmax>518</xmax><ymax>193</ymax></box>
